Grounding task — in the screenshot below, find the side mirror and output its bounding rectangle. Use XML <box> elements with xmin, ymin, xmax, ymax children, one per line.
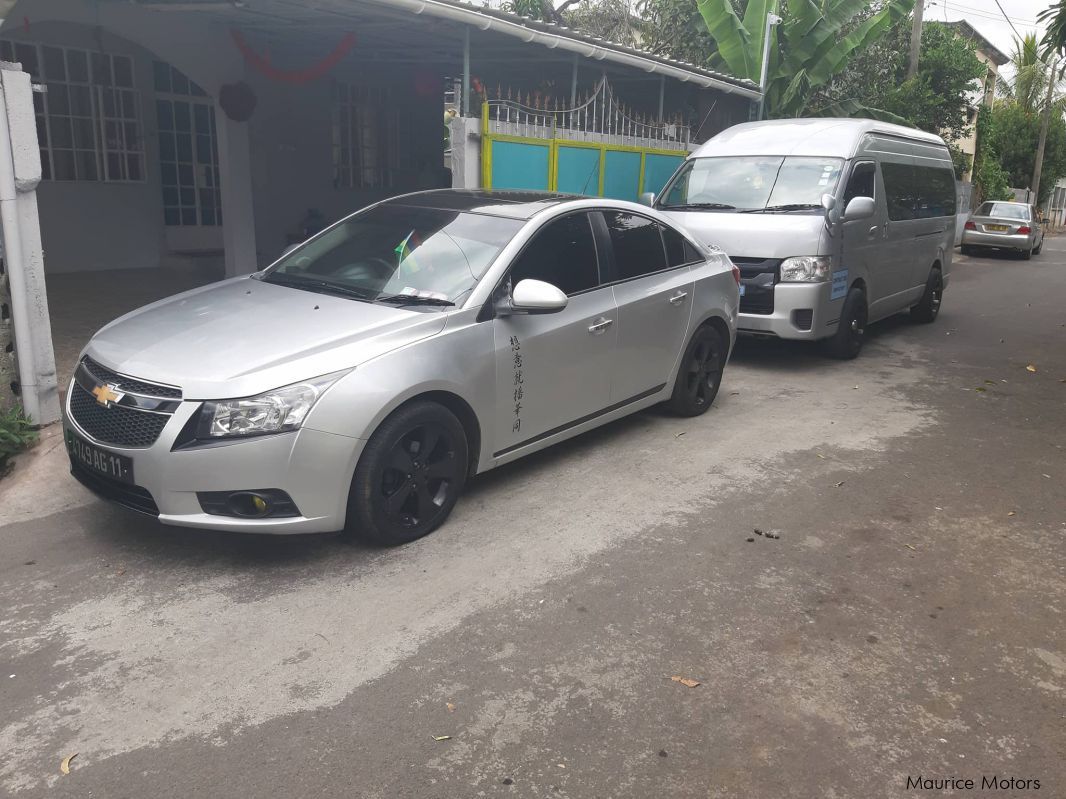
<box><xmin>505</xmin><ymin>279</ymin><xmax>568</xmax><ymax>315</ymax></box>
<box><xmin>843</xmin><ymin>196</ymin><xmax>875</xmax><ymax>221</ymax></box>
<box><xmin>820</xmin><ymin>193</ymin><xmax>837</xmax><ymax>212</ymax></box>
<box><xmin>639</xmin><ymin>192</ymin><xmax>656</xmax><ymax>207</ymax></box>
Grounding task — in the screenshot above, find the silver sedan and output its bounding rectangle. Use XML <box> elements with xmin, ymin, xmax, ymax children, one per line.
<box><xmin>961</xmin><ymin>200</ymin><xmax>1044</xmax><ymax>259</ymax></box>
<box><xmin>64</xmin><ymin>191</ymin><xmax>739</xmax><ymax>545</ymax></box>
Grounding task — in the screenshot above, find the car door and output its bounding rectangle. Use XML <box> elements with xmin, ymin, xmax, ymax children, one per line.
<box><xmin>597</xmin><ymin>211</ymin><xmax>694</xmax><ymax>403</ymax></box>
<box><xmin>491</xmin><ymin>211</ymin><xmax>616</xmax><ymax>457</ymax></box>
<box><xmin>838</xmin><ymin>160</ymin><xmax>891</xmax><ymax>306</ymax></box>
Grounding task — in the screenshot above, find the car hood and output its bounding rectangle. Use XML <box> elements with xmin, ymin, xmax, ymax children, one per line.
<box><xmin>85</xmin><ymin>276</ymin><xmax>447</xmax><ymax>399</ymax></box>
<box><xmin>661</xmin><ymin>210</ymin><xmax>827</xmax><ymax>259</ymax></box>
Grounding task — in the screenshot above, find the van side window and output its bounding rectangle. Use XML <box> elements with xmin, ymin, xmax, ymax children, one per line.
<box><xmin>915</xmin><ymin>166</ymin><xmax>957</xmax><ymax>218</ymax></box>
<box><xmin>881</xmin><ymin>162</ymin><xmax>917</xmax><ymax>221</ymax></box>
<box><xmin>843</xmin><ymin>162</ymin><xmax>876</xmax><ymax>205</ymax></box>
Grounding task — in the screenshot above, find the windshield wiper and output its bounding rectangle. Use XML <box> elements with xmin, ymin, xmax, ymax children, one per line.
<box><xmin>261</xmin><ymin>273</ymin><xmax>375</xmax><ymax>301</ymax></box>
<box><xmin>376</xmin><ymin>293</ymin><xmax>456</xmax><ymax>307</ymax></box>
<box><xmin>663</xmin><ymin>202</ymin><xmax>736</xmax><ymax>211</ymax></box>
<box><xmin>740</xmin><ymin>203</ymin><xmax>823</xmax><ymax>214</ymax></box>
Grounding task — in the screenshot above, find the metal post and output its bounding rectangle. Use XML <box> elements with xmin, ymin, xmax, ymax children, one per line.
<box><xmin>570</xmin><ymin>53</ymin><xmax>578</xmax><ymax>107</ymax></box>
<box><xmin>657</xmin><ymin>75</ymin><xmax>664</xmax><ymax>121</ymax></box>
<box><xmin>757</xmin><ymin>12</ymin><xmax>781</xmax><ymax>121</ymax></box>
<box><xmin>462</xmin><ymin>26</ymin><xmax>470</xmax><ymax>118</ymax></box>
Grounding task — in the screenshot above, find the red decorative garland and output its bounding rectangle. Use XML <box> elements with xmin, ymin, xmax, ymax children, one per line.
<box><xmin>230</xmin><ymin>29</ymin><xmax>356</xmax><ymax>85</ymax></box>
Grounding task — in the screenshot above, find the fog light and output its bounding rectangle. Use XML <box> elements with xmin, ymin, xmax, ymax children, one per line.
<box><xmin>228</xmin><ymin>492</ymin><xmax>271</xmax><ymax>518</ymax></box>
<box><xmin>197</xmin><ymin>489</ymin><xmax>301</xmax><ymax>519</ymax></box>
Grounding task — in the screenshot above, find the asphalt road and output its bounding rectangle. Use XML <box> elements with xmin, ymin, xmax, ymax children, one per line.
<box><xmin>1</xmin><ymin>242</ymin><xmax>1064</xmax><ymax>798</ymax></box>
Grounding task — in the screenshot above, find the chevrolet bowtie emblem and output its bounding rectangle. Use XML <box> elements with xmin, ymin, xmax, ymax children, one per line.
<box><xmin>91</xmin><ymin>383</ymin><xmax>123</xmax><ymax>408</ymax></box>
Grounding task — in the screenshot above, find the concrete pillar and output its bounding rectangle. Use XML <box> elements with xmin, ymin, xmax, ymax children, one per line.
<box><xmin>448</xmin><ymin>116</ymin><xmax>481</xmax><ymax>189</ymax></box>
<box><xmin>216</xmin><ymin>112</ymin><xmax>258</xmax><ymax>277</ymax></box>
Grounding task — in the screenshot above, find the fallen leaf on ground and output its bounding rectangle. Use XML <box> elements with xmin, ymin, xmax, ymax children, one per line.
<box><xmin>974</xmin><ymin>387</ymin><xmax>986</xmax><ymax>392</ymax></box>
<box><xmin>1026</xmin><ymin>364</ymin><xmax>1037</xmax><ymax>373</ymax></box>
<box><xmin>60</xmin><ymin>753</ymin><xmax>77</xmax><ymax>775</ymax></box>
<box><xmin>675</xmin><ymin>432</ymin><xmax>686</xmax><ymax>438</ymax></box>
<box><xmin>671</xmin><ymin>675</ymin><xmax>701</xmax><ymax>688</ymax></box>
<box><xmin>984</xmin><ymin>380</ymin><xmax>996</xmax><ymax>385</ymax></box>
<box><xmin>446</xmin><ymin>702</ymin><xmax>456</xmax><ymax>712</ymax></box>
<box><xmin>753</xmin><ymin>528</ymin><xmax>765</xmax><ymax>536</ymax></box>
<box><xmin>816</xmin><ymin>453</ymin><xmax>825</xmax><ymax>459</ymax></box>
<box><xmin>432</xmin><ymin>735</ymin><xmax>452</xmax><ymax>742</ymax></box>
<box><xmin>905</xmin><ymin>544</ymin><xmax>917</xmax><ymax>551</ymax></box>
<box><xmin>835</xmin><ymin>481</ymin><xmax>845</xmax><ymax>488</ymax></box>
<box><xmin>1008</xmin><ymin>511</ymin><xmax>1016</xmax><ymax>517</ymax></box>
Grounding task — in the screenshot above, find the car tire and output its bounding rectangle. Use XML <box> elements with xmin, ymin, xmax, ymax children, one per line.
<box><xmin>960</xmin><ymin>244</ymin><xmax>975</xmax><ymax>256</ymax></box>
<box><xmin>346</xmin><ymin>400</ymin><xmax>469</xmax><ymax>546</ymax></box>
<box><xmin>1033</xmin><ymin>240</ymin><xmax>1043</xmax><ymax>255</ymax></box>
<box><xmin>664</xmin><ymin>324</ymin><xmax>726</xmax><ymax>417</ymax></box>
<box><xmin>823</xmin><ymin>286</ymin><xmax>867</xmax><ymax>360</ymax></box>
<box><xmin>910</xmin><ymin>267</ymin><xmax>943</xmax><ymax>323</ymax></box>
<box><xmin>1021</xmin><ymin>246</ymin><xmax>1033</xmax><ymax>260</ymax></box>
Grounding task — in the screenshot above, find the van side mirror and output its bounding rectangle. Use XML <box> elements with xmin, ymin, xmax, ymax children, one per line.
<box><xmin>843</xmin><ymin>196</ymin><xmax>875</xmax><ymax>221</ymax></box>
<box><xmin>639</xmin><ymin>192</ymin><xmax>656</xmax><ymax>207</ymax></box>
<box><xmin>499</xmin><ymin>279</ymin><xmax>568</xmax><ymax>316</ymax></box>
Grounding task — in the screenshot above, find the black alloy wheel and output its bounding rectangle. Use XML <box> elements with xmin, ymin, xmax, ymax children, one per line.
<box><xmin>666</xmin><ymin>325</ymin><xmax>726</xmax><ymax>417</ymax></box>
<box><xmin>348</xmin><ymin>401</ymin><xmax>468</xmax><ymax>546</ymax></box>
<box><xmin>910</xmin><ymin>267</ymin><xmax>943</xmax><ymax>323</ymax></box>
<box><xmin>824</xmin><ymin>286</ymin><xmax>868</xmax><ymax>360</ymax></box>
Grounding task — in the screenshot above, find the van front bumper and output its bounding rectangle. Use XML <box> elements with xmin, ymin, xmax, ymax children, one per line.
<box><xmin>738</xmin><ymin>281</ymin><xmax>842</xmax><ymax>341</ymax></box>
<box><xmin>64</xmin><ymin>394</ymin><xmax>362</xmax><ymax>534</ymax></box>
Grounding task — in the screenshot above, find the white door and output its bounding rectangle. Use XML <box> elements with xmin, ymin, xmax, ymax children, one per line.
<box><xmin>491</xmin><ymin>212</ymin><xmax>616</xmax><ymax>458</ymax></box>
<box><xmin>599</xmin><ymin>211</ymin><xmax>694</xmax><ymax>402</ymax></box>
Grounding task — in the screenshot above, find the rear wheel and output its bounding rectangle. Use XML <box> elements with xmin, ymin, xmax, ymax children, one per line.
<box><xmin>910</xmin><ymin>267</ymin><xmax>943</xmax><ymax>323</ymax></box>
<box><xmin>1033</xmin><ymin>239</ymin><xmax>1043</xmax><ymax>255</ymax></box>
<box><xmin>1021</xmin><ymin>245</ymin><xmax>1033</xmax><ymax>260</ymax></box>
<box><xmin>346</xmin><ymin>401</ymin><xmax>468</xmax><ymax>546</ymax></box>
<box><xmin>665</xmin><ymin>325</ymin><xmax>726</xmax><ymax>417</ymax></box>
<box><xmin>960</xmin><ymin>244</ymin><xmax>975</xmax><ymax>256</ymax></box>
<box><xmin>823</xmin><ymin>286</ymin><xmax>867</xmax><ymax>360</ymax></box>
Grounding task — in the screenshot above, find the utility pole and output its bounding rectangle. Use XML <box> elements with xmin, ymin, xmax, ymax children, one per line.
<box><xmin>907</xmin><ymin>0</ymin><xmax>925</xmax><ymax>79</ymax></box>
<box><xmin>757</xmin><ymin>11</ymin><xmax>782</xmax><ymax>120</ymax></box>
<box><xmin>1031</xmin><ymin>61</ymin><xmax>1059</xmax><ymax>207</ymax></box>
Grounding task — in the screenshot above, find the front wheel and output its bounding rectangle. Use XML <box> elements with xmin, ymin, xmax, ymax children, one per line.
<box><xmin>664</xmin><ymin>325</ymin><xmax>726</xmax><ymax>417</ymax></box>
<box><xmin>823</xmin><ymin>286</ymin><xmax>868</xmax><ymax>360</ymax></box>
<box><xmin>910</xmin><ymin>267</ymin><xmax>943</xmax><ymax>323</ymax></box>
<box><xmin>346</xmin><ymin>401</ymin><xmax>469</xmax><ymax>546</ymax></box>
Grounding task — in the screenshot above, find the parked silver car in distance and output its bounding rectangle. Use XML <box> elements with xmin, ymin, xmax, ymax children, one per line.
<box><xmin>64</xmin><ymin>191</ymin><xmax>739</xmax><ymax>545</ymax></box>
<box><xmin>961</xmin><ymin>201</ymin><xmax>1044</xmax><ymax>259</ymax></box>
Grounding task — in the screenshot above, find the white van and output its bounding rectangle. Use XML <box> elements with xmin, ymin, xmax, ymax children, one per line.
<box><xmin>647</xmin><ymin>118</ymin><xmax>956</xmax><ymax>358</ymax></box>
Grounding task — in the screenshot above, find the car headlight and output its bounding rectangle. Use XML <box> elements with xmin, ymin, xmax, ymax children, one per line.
<box><xmin>780</xmin><ymin>256</ymin><xmax>832</xmax><ymax>282</ymax></box>
<box><xmin>196</xmin><ymin>370</ymin><xmax>349</xmax><ymax>440</ymax></box>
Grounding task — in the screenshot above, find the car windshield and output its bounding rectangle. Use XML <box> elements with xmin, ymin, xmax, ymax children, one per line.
<box><xmin>261</xmin><ymin>205</ymin><xmax>523</xmax><ymax>305</ymax></box>
<box><xmin>659</xmin><ymin>156</ymin><xmax>843</xmax><ymax>213</ymax></box>
<box><xmin>976</xmin><ymin>202</ymin><xmax>1028</xmax><ymax>220</ymax></box>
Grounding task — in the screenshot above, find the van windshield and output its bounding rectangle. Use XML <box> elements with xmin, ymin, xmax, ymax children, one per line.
<box><xmin>659</xmin><ymin>156</ymin><xmax>844</xmax><ymax>213</ymax></box>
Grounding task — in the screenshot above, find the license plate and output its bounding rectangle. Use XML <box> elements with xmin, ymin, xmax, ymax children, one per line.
<box><xmin>986</xmin><ymin>224</ymin><xmax>1009</xmax><ymax>232</ymax></box>
<box><xmin>66</xmin><ymin>429</ymin><xmax>134</xmax><ymax>484</ymax></box>
<box><xmin>739</xmin><ymin>284</ymin><xmax>746</xmax><ymax>297</ymax></box>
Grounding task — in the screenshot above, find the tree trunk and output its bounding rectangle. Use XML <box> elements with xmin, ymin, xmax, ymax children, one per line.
<box><xmin>906</xmin><ymin>1</ymin><xmax>925</xmax><ymax>80</ymax></box>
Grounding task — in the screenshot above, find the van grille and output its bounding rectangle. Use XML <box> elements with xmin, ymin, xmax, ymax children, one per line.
<box><xmin>732</xmin><ymin>257</ymin><xmax>780</xmax><ymax>316</ymax></box>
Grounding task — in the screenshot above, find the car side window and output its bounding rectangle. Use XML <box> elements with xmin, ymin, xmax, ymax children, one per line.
<box><xmin>660</xmin><ymin>225</ymin><xmax>699</xmax><ymax>267</ymax></box>
<box><xmin>509</xmin><ymin>213</ymin><xmax>600</xmax><ymax>296</ymax></box>
<box><xmin>843</xmin><ymin>162</ymin><xmax>876</xmax><ymax>206</ymax></box>
<box><xmin>603</xmin><ymin>211</ymin><xmax>667</xmax><ymax>279</ymax></box>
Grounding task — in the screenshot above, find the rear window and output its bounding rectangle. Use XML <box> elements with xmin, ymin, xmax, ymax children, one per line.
<box><xmin>976</xmin><ymin>202</ymin><xmax>1029</xmax><ymax>220</ymax></box>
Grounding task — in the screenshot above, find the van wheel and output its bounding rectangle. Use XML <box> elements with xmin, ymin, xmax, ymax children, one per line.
<box><xmin>823</xmin><ymin>287</ymin><xmax>867</xmax><ymax>360</ymax></box>
<box><xmin>665</xmin><ymin>325</ymin><xmax>726</xmax><ymax>416</ymax></box>
<box><xmin>910</xmin><ymin>267</ymin><xmax>943</xmax><ymax>323</ymax></box>
<box><xmin>346</xmin><ymin>401</ymin><xmax>468</xmax><ymax>546</ymax></box>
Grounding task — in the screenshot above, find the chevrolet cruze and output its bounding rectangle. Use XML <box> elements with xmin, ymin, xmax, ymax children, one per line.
<box><xmin>65</xmin><ymin>191</ymin><xmax>739</xmax><ymax>545</ymax></box>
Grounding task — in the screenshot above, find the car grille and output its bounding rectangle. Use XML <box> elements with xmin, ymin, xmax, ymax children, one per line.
<box><xmin>82</xmin><ymin>357</ymin><xmax>183</xmax><ymax>399</ymax></box>
<box><xmin>70</xmin><ymin>461</ymin><xmax>159</xmax><ymax>516</ymax></box>
<box><xmin>69</xmin><ymin>382</ymin><xmax>173</xmax><ymax>448</ymax></box>
<box><xmin>732</xmin><ymin>256</ymin><xmax>779</xmax><ymax>315</ymax></box>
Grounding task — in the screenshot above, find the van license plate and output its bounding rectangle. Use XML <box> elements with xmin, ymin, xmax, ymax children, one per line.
<box><xmin>987</xmin><ymin>224</ymin><xmax>1008</xmax><ymax>232</ymax></box>
<box><xmin>66</xmin><ymin>429</ymin><xmax>134</xmax><ymax>484</ymax></box>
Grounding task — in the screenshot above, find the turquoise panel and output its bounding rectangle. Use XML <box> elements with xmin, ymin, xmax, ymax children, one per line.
<box><xmin>602</xmin><ymin>150</ymin><xmax>642</xmax><ymax>200</ymax></box>
<box><xmin>490</xmin><ymin>140</ymin><xmax>550</xmax><ymax>190</ymax></box>
<box><xmin>642</xmin><ymin>153</ymin><xmax>685</xmax><ymax>197</ymax></box>
<box><xmin>555</xmin><ymin>146</ymin><xmax>601</xmax><ymax>195</ymax></box>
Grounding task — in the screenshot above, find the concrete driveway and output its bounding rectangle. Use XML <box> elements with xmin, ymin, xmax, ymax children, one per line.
<box><xmin>1</xmin><ymin>242</ymin><xmax>1064</xmax><ymax>798</ymax></box>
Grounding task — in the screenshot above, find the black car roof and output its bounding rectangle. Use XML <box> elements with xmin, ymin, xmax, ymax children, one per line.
<box><xmin>383</xmin><ymin>190</ymin><xmax>575</xmax><ymax>220</ymax></box>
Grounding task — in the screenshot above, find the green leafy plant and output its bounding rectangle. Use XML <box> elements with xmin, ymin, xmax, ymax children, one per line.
<box><xmin>0</xmin><ymin>405</ymin><xmax>37</xmax><ymax>475</ymax></box>
<box><xmin>693</xmin><ymin>0</ymin><xmax>915</xmax><ymax>118</ymax></box>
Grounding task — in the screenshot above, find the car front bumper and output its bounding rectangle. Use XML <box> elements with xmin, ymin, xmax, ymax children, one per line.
<box><xmin>961</xmin><ymin>230</ymin><xmax>1034</xmax><ymax>251</ymax></box>
<box><xmin>64</xmin><ymin>395</ymin><xmax>363</xmax><ymax>534</ymax></box>
<box><xmin>738</xmin><ymin>281</ymin><xmax>840</xmax><ymax>341</ymax></box>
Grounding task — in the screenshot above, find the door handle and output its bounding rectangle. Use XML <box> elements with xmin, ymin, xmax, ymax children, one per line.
<box><xmin>588</xmin><ymin>317</ymin><xmax>614</xmax><ymax>334</ymax></box>
<box><xmin>668</xmin><ymin>291</ymin><xmax>688</xmax><ymax>305</ymax></box>
<box><xmin>867</xmin><ymin>225</ymin><xmax>879</xmax><ymax>238</ymax></box>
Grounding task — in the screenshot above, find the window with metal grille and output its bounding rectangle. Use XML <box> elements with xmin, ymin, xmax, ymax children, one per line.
<box><xmin>332</xmin><ymin>82</ymin><xmax>412</xmax><ymax>190</ymax></box>
<box><xmin>153</xmin><ymin>61</ymin><xmax>221</xmax><ymax>227</ymax></box>
<box><xmin>0</xmin><ymin>40</ymin><xmax>144</xmax><ymax>182</ymax></box>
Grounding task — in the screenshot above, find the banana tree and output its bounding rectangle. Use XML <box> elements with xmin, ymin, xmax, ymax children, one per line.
<box><xmin>695</xmin><ymin>0</ymin><xmax>915</xmax><ymax>118</ymax></box>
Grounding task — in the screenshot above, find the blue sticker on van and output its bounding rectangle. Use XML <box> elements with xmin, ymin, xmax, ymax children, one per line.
<box><xmin>831</xmin><ymin>269</ymin><xmax>848</xmax><ymax>301</ymax></box>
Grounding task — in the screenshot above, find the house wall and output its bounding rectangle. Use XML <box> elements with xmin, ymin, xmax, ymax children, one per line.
<box><xmin>954</xmin><ymin>50</ymin><xmax>1001</xmax><ymax>181</ymax></box>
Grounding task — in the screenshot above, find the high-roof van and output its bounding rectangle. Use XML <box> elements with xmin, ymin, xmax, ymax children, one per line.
<box><xmin>647</xmin><ymin>118</ymin><xmax>956</xmax><ymax>358</ymax></box>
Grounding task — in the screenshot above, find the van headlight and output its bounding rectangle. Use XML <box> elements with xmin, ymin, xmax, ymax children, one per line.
<box><xmin>195</xmin><ymin>370</ymin><xmax>349</xmax><ymax>440</ymax></box>
<box><xmin>780</xmin><ymin>256</ymin><xmax>832</xmax><ymax>282</ymax></box>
